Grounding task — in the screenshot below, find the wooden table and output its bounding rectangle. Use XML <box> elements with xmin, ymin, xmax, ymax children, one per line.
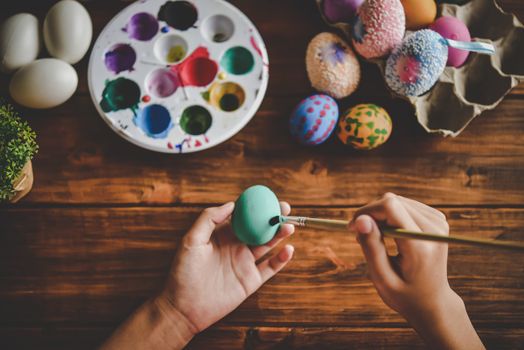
<box><xmin>1</xmin><ymin>1</ymin><xmax>524</xmax><ymax>348</ymax></box>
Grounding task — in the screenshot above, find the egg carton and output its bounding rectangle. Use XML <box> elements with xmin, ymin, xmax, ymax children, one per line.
<box><xmin>316</xmin><ymin>0</ymin><xmax>524</xmax><ymax>136</ymax></box>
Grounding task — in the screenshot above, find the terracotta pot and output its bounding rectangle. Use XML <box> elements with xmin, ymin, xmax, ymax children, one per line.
<box><xmin>10</xmin><ymin>160</ymin><xmax>34</xmax><ymax>203</ymax></box>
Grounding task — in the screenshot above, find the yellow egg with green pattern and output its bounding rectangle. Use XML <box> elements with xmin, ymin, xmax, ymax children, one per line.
<box><xmin>336</xmin><ymin>104</ymin><xmax>392</xmax><ymax>150</ymax></box>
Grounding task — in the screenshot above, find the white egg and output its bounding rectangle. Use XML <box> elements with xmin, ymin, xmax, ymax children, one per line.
<box><xmin>9</xmin><ymin>58</ymin><xmax>78</xmax><ymax>109</ymax></box>
<box><xmin>0</xmin><ymin>13</ymin><xmax>41</xmax><ymax>73</ymax></box>
<box><xmin>43</xmin><ymin>0</ymin><xmax>92</xmax><ymax>64</ymax></box>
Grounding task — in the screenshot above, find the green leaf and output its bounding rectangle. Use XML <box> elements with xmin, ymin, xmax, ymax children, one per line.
<box><xmin>0</xmin><ymin>99</ymin><xmax>38</xmax><ymax>201</ymax></box>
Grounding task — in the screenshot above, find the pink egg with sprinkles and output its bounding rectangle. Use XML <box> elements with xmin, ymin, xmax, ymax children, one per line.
<box><xmin>352</xmin><ymin>0</ymin><xmax>405</xmax><ymax>59</ymax></box>
<box><xmin>429</xmin><ymin>16</ymin><xmax>471</xmax><ymax>67</ymax></box>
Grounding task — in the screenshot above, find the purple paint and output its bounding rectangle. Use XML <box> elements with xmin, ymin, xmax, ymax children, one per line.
<box><xmin>104</xmin><ymin>44</ymin><xmax>137</xmax><ymax>74</ymax></box>
<box><xmin>124</xmin><ymin>12</ymin><xmax>159</xmax><ymax>41</ymax></box>
<box><xmin>322</xmin><ymin>0</ymin><xmax>363</xmax><ymax>23</ymax></box>
<box><xmin>146</xmin><ymin>68</ymin><xmax>180</xmax><ymax>98</ymax></box>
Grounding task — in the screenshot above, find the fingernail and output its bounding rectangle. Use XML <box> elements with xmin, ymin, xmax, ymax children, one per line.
<box><xmin>356</xmin><ymin>215</ymin><xmax>373</xmax><ymax>234</ymax></box>
<box><xmin>222</xmin><ymin>201</ymin><xmax>234</xmax><ymax>209</ymax></box>
<box><xmin>279</xmin><ymin>245</ymin><xmax>294</xmax><ymax>261</ymax></box>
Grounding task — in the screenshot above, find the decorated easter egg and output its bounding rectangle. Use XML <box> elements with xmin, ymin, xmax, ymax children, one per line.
<box><xmin>400</xmin><ymin>0</ymin><xmax>437</xmax><ymax>30</ymax></box>
<box><xmin>306</xmin><ymin>32</ymin><xmax>361</xmax><ymax>99</ymax></box>
<box><xmin>43</xmin><ymin>0</ymin><xmax>93</xmax><ymax>64</ymax></box>
<box><xmin>430</xmin><ymin>16</ymin><xmax>471</xmax><ymax>67</ymax></box>
<box><xmin>352</xmin><ymin>0</ymin><xmax>405</xmax><ymax>59</ymax></box>
<box><xmin>337</xmin><ymin>104</ymin><xmax>392</xmax><ymax>149</ymax></box>
<box><xmin>385</xmin><ymin>29</ymin><xmax>448</xmax><ymax>96</ymax></box>
<box><xmin>289</xmin><ymin>94</ymin><xmax>339</xmax><ymax>145</ymax></box>
<box><xmin>0</xmin><ymin>13</ymin><xmax>40</xmax><ymax>73</ymax></box>
<box><xmin>232</xmin><ymin>185</ymin><xmax>281</xmax><ymax>246</ymax></box>
<box><xmin>322</xmin><ymin>0</ymin><xmax>364</xmax><ymax>23</ymax></box>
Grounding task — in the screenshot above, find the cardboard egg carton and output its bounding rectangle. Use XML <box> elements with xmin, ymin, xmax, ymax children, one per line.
<box><xmin>316</xmin><ymin>0</ymin><xmax>524</xmax><ymax>136</ymax></box>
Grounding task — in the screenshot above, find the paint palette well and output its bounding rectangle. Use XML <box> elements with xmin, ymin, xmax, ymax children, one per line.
<box><xmin>88</xmin><ymin>0</ymin><xmax>269</xmax><ymax>153</ymax></box>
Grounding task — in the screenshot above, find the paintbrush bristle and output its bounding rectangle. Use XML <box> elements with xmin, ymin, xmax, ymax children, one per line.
<box><xmin>269</xmin><ymin>216</ymin><xmax>281</xmax><ymax>226</ymax></box>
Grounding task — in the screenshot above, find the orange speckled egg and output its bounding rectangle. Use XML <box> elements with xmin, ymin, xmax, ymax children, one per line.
<box><xmin>400</xmin><ymin>0</ymin><xmax>437</xmax><ymax>30</ymax></box>
<box><xmin>336</xmin><ymin>104</ymin><xmax>392</xmax><ymax>150</ymax></box>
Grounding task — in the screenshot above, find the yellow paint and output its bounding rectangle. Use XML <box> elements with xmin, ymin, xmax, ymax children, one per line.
<box><xmin>166</xmin><ymin>45</ymin><xmax>186</xmax><ymax>63</ymax></box>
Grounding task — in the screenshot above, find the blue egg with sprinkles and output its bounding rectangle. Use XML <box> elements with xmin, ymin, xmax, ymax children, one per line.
<box><xmin>385</xmin><ymin>29</ymin><xmax>448</xmax><ymax>97</ymax></box>
<box><xmin>289</xmin><ymin>94</ymin><xmax>339</xmax><ymax>145</ymax></box>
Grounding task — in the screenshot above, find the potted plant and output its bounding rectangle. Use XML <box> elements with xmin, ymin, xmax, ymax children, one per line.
<box><xmin>0</xmin><ymin>100</ymin><xmax>38</xmax><ymax>203</ymax></box>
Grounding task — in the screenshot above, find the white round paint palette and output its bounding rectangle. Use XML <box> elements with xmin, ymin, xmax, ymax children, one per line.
<box><xmin>88</xmin><ymin>0</ymin><xmax>269</xmax><ymax>153</ymax></box>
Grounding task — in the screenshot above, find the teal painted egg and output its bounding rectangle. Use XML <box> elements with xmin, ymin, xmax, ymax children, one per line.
<box><xmin>232</xmin><ymin>185</ymin><xmax>281</xmax><ymax>246</ymax></box>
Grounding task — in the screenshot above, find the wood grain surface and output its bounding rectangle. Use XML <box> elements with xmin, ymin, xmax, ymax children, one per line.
<box><xmin>1</xmin><ymin>0</ymin><xmax>523</xmax><ymax>349</ymax></box>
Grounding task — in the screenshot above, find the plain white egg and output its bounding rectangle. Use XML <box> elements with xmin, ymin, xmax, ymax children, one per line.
<box><xmin>0</xmin><ymin>13</ymin><xmax>41</xmax><ymax>73</ymax></box>
<box><xmin>9</xmin><ymin>58</ymin><xmax>78</xmax><ymax>109</ymax></box>
<box><xmin>43</xmin><ymin>0</ymin><xmax>92</xmax><ymax>64</ymax></box>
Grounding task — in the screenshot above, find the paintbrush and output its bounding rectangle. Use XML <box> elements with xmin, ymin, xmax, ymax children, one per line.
<box><xmin>270</xmin><ymin>215</ymin><xmax>524</xmax><ymax>251</ymax></box>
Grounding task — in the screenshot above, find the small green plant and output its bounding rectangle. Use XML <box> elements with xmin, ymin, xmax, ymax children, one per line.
<box><xmin>0</xmin><ymin>100</ymin><xmax>38</xmax><ymax>201</ymax></box>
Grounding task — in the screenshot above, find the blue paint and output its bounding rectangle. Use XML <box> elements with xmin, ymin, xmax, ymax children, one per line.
<box><xmin>134</xmin><ymin>104</ymin><xmax>173</xmax><ymax>139</ymax></box>
<box><xmin>161</xmin><ymin>26</ymin><xmax>170</xmax><ymax>33</ymax></box>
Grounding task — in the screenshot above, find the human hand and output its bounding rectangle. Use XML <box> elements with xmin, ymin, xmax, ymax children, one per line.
<box><xmin>350</xmin><ymin>193</ymin><xmax>484</xmax><ymax>349</ymax></box>
<box><xmin>157</xmin><ymin>201</ymin><xmax>295</xmax><ymax>339</ymax></box>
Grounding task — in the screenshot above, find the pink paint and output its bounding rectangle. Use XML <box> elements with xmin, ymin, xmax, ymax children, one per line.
<box><xmin>396</xmin><ymin>55</ymin><xmax>420</xmax><ymax>83</ymax></box>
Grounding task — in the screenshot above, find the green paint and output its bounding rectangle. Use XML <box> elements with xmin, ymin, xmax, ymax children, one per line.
<box><xmin>179</xmin><ymin>106</ymin><xmax>212</xmax><ymax>135</ymax></box>
<box><xmin>347</xmin><ymin>135</ymin><xmax>364</xmax><ymax>144</ymax></box>
<box><xmin>346</xmin><ymin>117</ymin><xmax>362</xmax><ymax>136</ymax></box>
<box><xmin>201</xmin><ymin>91</ymin><xmax>211</xmax><ymax>101</ymax></box>
<box><xmin>232</xmin><ymin>185</ymin><xmax>281</xmax><ymax>246</ymax></box>
<box><xmin>366</xmin><ymin>122</ymin><xmax>374</xmax><ymax>130</ymax></box>
<box><xmin>100</xmin><ymin>77</ymin><xmax>141</xmax><ymax>115</ymax></box>
<box><xmin>213</xmin><ymin>33</ymin><xmax>227</xmax><ymax>42</ymax></box>
<box><xmin>367</xmin><ymin>134</ymin><xmax>378</xmax><ymax>147</ymax></box>
<box><xmin>220</xmin><ymin>46</ymin><xmax>255</xmax><ymax>75</ymax></box>
<box><xmin>219</xmin><ymin>94</ymin><xmax>240</xmax><ymax>111</ymax></box>
<box><xmin>366</xmin><ymin>111</ymin><xmax>372</xmax><ymax>116</ymax></box>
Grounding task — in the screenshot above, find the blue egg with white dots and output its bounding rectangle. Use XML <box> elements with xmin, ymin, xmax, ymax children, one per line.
<box><xmin>289</xmin><ymin>94</ymin><xmax>339</xmax><ymax>145</ymax></box>
<box><xmin>385</xmin><ymin>29</ymin><xmax>448</xmax><ymax>97</ymax></box>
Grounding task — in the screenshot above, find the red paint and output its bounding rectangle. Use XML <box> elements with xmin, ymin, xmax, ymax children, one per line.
<box><xmin>307</xmin><ymin>107</ymin><xmax>314</xmax><ymax>113</ymax></box>
<box><xmin>316</xmin><ymin>119</ymin><xmax>322</xmax><ymax>125</ymax></box>
<box><xmin>314</xmin><ymin>100</ymin><xmax>321</xmax><ymax>105</ymax></box>
<box><xmin>142</xmin><ymin>95</ymin><xmax>151</xmax><ymax>103</ymax></box>
<box><xmin>320</xmin><ymin>110</ymin><xmax>326</xmax><ymax>117</ymax></box>
<box><xmin>167</xmin><ymin>142</ymin><xmax>173</xmax><ymax>149</ymax></box>
<box><xmin>171</xmin><ymin>46</ymin><xmax>218</xmax><ymax>87</ymax></box>
<box><xmin>324</xmin><ymin>104</ymin><xmax>330</xmax><ymax>110</ymax></box>
<box><xmin>195</xmin><ymin>140</ymin><xmax>202</xmax><ymax>147</ymax></box>
<box><xmin>250</xmin><ymin>36</ymin><xmax>263</xmax><ymax>58</ymax></box>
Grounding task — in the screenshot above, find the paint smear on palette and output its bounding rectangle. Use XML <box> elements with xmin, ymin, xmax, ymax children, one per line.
<box><xmin>146</xmin><ymin>68</ymin><xmax>180</xmax><ymax>98</ymax></box>
<box><xmin>134</xmin><ymin>104</ymin><xmax>173</xmax><ymax>139</ymax></box>
<box><xmin>105</xmin><ymin>44</ymin><xmax>137</xmax><ymax>74</ymax></box>
<box><xmin>124</xmin><ymin>12</ymin><xmax>159</xmax><ymax>41</ymax></box>
<box><xmin>180</xmin><ymin>105</ymin><xmax>212</xmax><ymax>135</ymax></box>
<box><xmin>100</xmin><ymin>77</ymin><xmax>141</xmax><ymax>115</ymax></box>
<box><xmin>204</xmin><ymin>81</ymin><xmax>245</xmax><ymax>112</ymax></box>
<box><xmin>158</xmin><ymin>1</ymin><xmax>198</xmax><ymax>31</ymax></box>
<box><xmin>220</xmin><ymin>46</ymin><xmax>255</xmax><ymax>75</ymax></box>
<box><xmin>250</xmin><ymin>36</ymin><xmax>263</xmax><ymax>58</ymax></box>
<box><xmin>171</xmin><ymin>47</ymin><xmax>218</xmax><ymax>87</ymax></box>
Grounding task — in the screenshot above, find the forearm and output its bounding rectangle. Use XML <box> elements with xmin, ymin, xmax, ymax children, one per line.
<box><xmin>99</xmin><ymin>298</ymin><xmax>196</xmax><ymax>350</ymax></box>
<box><xmin>407</xmin><ymin>291</ymin><xmax>485</xmax><ymax>350</ymax></box>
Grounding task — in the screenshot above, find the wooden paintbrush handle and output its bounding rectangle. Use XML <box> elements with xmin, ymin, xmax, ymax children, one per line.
<box><xmin>281</xmin><ymin>216</ymin><xmax>524</xmax><ymax>251</ymax></box>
